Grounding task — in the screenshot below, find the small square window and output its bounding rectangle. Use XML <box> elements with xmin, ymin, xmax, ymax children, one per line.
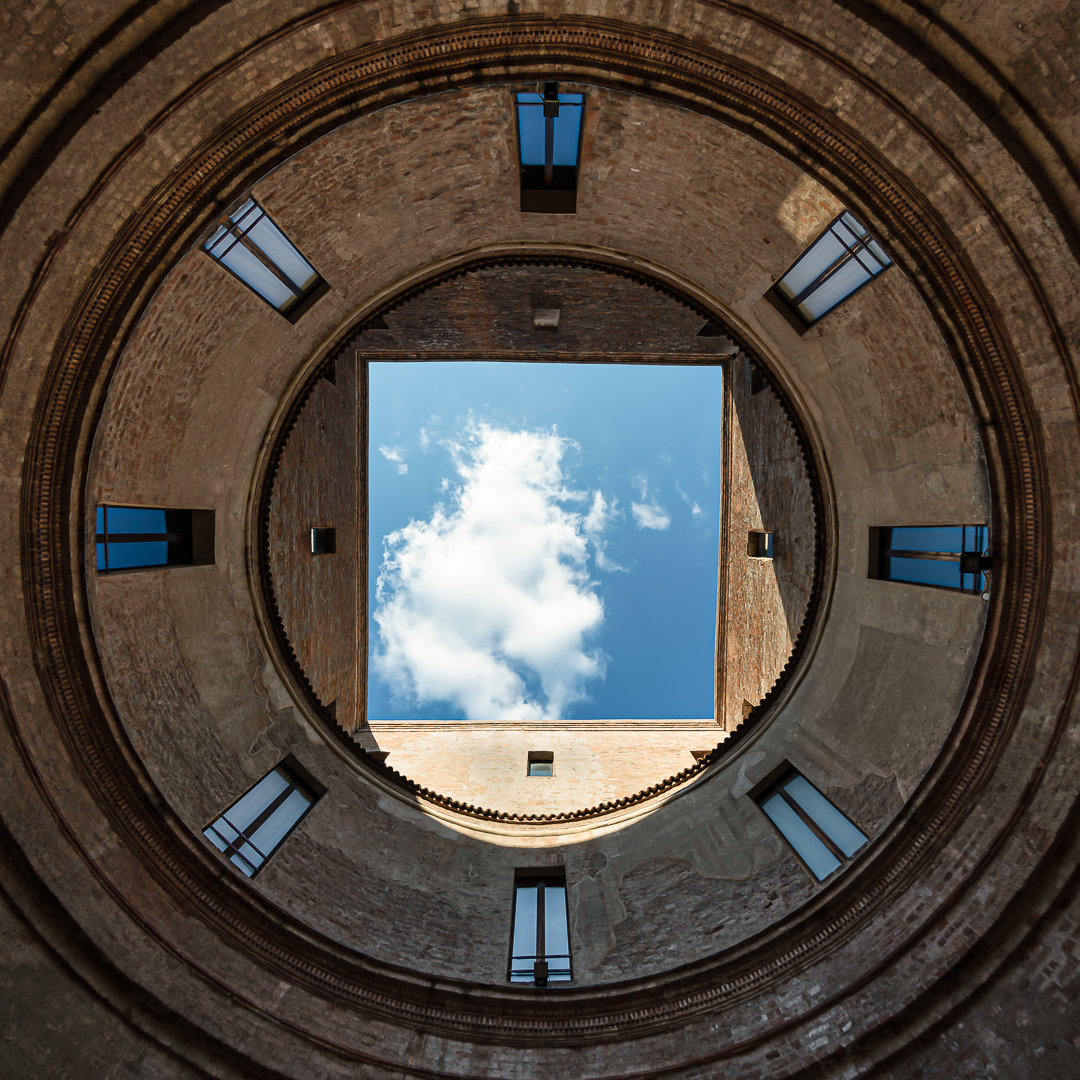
<box><xmin>311</xmin><ymin>527</ymin><xmax>336</xmax><ymax>555</ymax></box>
<box><xmin>752</xmin><ymin>765</ymin><xmax>867</xmax><ymax>881</ymax></box>
<box><xmin>515</xmin><ymin>85</ymin><xmax>585</xmax><ymax>215</ymax></box>
<box><xmin>767</xmin><ymin>211</ymin><xmax>891</xmax><ymax>329</ymax></box>
<box><xmin>748</xmin><ymin>530</ymin><xmax>774</xmax><ymax>559</ymax></box>
<box><xmin>96</xmin><ymin>505</ymin><xmax>214</xmax><ymax>572</ymax></box>
<box><xmin>508</xmin><ymin>871</ymin><xmax>571</xmax><ymax>984</ymax></box>
<box><xmin>203</xmin><ymin>199</ymin><xmax>328</xmax><ymax>321</ymax></box>
<box><xmin>527</xmin><ymin>751</ymin><xmax>554</xmax><ymax>777</ymax></box>
<box><xmin>203</xmin><ymin>758</ymin><xmax>325</xmax><ymax>878</ymax></box>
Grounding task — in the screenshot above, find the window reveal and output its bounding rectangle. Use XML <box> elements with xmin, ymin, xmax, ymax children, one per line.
<box><xmin>768</xmin><ymin>211</ymin><xmax>891</xmax><ymax>328</ymax></box>
<box><xmin>311</xmin><ymin>527</ymin><xmax>337</xmax><ymax>555</ymax></box>
<box><xmin>203</xmin><ymin>759</ymin><xmax>324</xmax><ymax>878</ymax></box>
<box><xmin>527</xmin><ymin>751</ymin><xmax>554</xmax><ymax>777</ymax></box>
<box><xmin>203</xmin><ymin>199</ymin><xmax>327</xmax><ymax>320</ymax></box>
<box><xmin>95</xmin><ymin>505</ymin><xmax>214</xmax><ymax>572</ymax></box>
<box><xmin>508</xmin><ymin>873</ymin><xmax>572</xmax><ymax>985</ymax></box>
<box><xmin>515</xmin><ymin>85</ymin><xmax>585</xmax><ymax>215</ymax></box>
<box><xmin>754</xmin><ymin>767</ymin><xmax>868</xmax><ymax>881</ymax></box>
<box><xmin>868</xmin><ymin>525</ymin><xmax>991</xmax><ymax>595</ymax></box>
<box><xmin>748</xmin><ymin>531</ymin><xmax>774</xmax><ymax>559</ymax></box>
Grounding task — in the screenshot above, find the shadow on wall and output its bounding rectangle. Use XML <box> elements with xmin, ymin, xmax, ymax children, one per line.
<box><xmin>718</xmin><ymin>353</ymin><xmax>815</xmax><ymax>727</ymax></box>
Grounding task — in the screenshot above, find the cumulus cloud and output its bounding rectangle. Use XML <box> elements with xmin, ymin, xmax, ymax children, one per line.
<box><xmin>373</xmin><ymin>422</ymin><xmax>607</xmax><ymax>721</ymax></box>
<box><xmin>675</xmin><ymin>480</ymin><xmax>704</xmax><ymax>518</ymax></box>
<box><xmin>583</xmin><ymin>491</ymin><xmax>625</xmax><ymax>572</ymax></box>
<box><xmin>379</xmin><ymin>444</ymin><xmax>408</xmax><ymax>475</ymax></box>
<box><xmin>630</xmin><ymin>475</ymin><xmax>671</xmax><ymax>531</ymax></box>
<box><xmin>419</xmin><ymin>427</ymin><xmax>431</xmax><ymax>450</ymax></box>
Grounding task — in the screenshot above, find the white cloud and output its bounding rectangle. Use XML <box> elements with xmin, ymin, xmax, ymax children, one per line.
<box><xmin>583</xmin><ymin>490</ymin><xmax>625</xmax><ymax>572</ymax></box>
<box><xmin>379</xmin><ymin>444</ymin><xmax>408</xmax><ymax>475</ymax></box>
<box><xmin>675</xmin><ymin>480</ymin><xmax>704</xmax><ymax>518</ymax></box>
<box><xmin>419</xmin><ymin>427</ymin><xmax>431</xmax><ymax>450</ymax></box>
<box><xmin>630</xmin><ymin>475</ymin><xmax>671</xmax><ymax>531</ymax></box>
<box><xmin>373</xmin><ymin>421</ymin><xmax>606</xmax><ymax>721</ymax></box>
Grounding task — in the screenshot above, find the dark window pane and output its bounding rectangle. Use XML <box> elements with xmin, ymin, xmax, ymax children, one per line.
<box><xmin>103</xmin><ymin>507</ymin><xmax>168</xmax><ymax>534</ymax></box>
<box><xmin>224</xmin><ymin>768</ymin><xmax>291</xmax><ymax>831</ymax></box>
<box><xmin>544</xmin><ymin>885</ymin><xmax>571</xmax><ymax>980</ymax></box>
<box><xmin>516</xmin><ymin>94</ymin><xmax>583</xmax><ymax>167</ymax></box>
<box><xmin>761</xmin><ymin>792</ymin><xmax>840</xmax><ymax>880</ymax></box>
<box><xmin>775</xmin><ymin>211</ymin><xmax>891</xmax><ymax>324</ymax></box>
<box><xmin>104</xmin><ymin>541</ymin><xmax>169</xmax><ymax>569</ymax></box>
<box><xmin>246</xmin><ymin>788</ymin><xmax>313</xmax><ymax>856</ymax></box>
<box><xmin>888</xmin><ymin>556</ymin><xmax>963</xmax><ymax>589</ymax></box>
<box><xmin>528</xmin><ymin>760</ymin><xmax>553</xmax><ymax>777</ymax></box>
<box><xmin>890</xmin><ymin>525</ymin><xmax>966</xmax><ymax>553</ymax></box>
<box><xmin>782</xmin><ymin>775</ymin><xmax>867</xmax><ymax>857</ymax></box>
<box><xmin>510</xmin><ymin>884</ymin><xmax>538</xmax><ymax>982</ymax></box>
<box><xmin>246</xmin><ymin>214</ymin><xmax>318</xmax><ymax>290</ymax></box>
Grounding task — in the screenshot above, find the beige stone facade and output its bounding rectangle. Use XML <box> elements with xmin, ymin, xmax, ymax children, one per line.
<box><xmin>367</xmin><ymin>719</ymin><xmax>725</xmax><ymax>815</ymax></box>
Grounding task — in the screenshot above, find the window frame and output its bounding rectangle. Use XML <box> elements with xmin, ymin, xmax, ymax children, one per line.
<box><xmin>514</xmin><ymin>84</ymin><xmax>586</xmax><ymax>215</ymax></box>
<box><xmin>311</xmin><ymin>527</ymin><xmax>337</xmax><ymax>555</ymax></box>
<box><xmin>95</xmin><ymin>505</ymin><xmax>214</xmax><ymax>573</ymax></box>
<box><xmin>203</xmin><ymin>757</ymin><xmax>325</xmax><ymax>878</ymax></box>
<box><xmin>507</xmin><ymin>870</ymin><xmax>572</xmax><ymax>986</ymax></box>
<box><xmin>202</xmin><ymin>197</ymin><xmax>329</xmax><ymax>322</ymax></box>
<box><xmin>766</xmin><ymin>211</ymin><xmax>892</xmax><ymax>332</ymax></box>
<box><xmin>526</xmin><ymin>751</ymin><xmax>554</xmax><ymax>777</ymax></box>
<box><xmin>749</xmin><ymin>763</ymin><xmax>868</xmax><ymax>882</ymax></box>
<box><xmin>868</xmin><ymin>525</ymin><xmax>990</xmax><ymax>596</ymax></box>
<box><xmin>748</xmin><ymin>530</ymin><xmax>774</xmax><ymax>559</ymax></box>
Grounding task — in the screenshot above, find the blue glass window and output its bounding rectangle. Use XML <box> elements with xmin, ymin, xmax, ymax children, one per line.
<box><xmin>95</xmin><ymin>505</ymin><xmax>213</xmax><ymax>572</ymax></box>
<box><xmin>772</xmin><ymin>212</ymin><xmax>892</xmax><ymax>326</ymax></box>
<box><xmin>757</xmin><ymin>768</ymin><xmax>868</xmax><ymax>882</ymax></box>
<box><xmin>515</xmin><ymin>86</ymin><xmax>585</xmax><ymax>214</ymax></box>
<box><xmin>508</xmin><ymin>875</ymin><xmax>572</xmax><ymax>984</ymax></box>
<box><xmin>203</xmin><ymin>761</ymin><xmax>321</xmax><ymax>878</ymax></box>
<box><xmin>204</xmin><ymin>199</ymin><xmax>325</xmax><ymax>318</ymax></box>
<box><xmin>870</xmin><ymin>525</ymin><xmax>990</xmax><ymax>595</ymax></box>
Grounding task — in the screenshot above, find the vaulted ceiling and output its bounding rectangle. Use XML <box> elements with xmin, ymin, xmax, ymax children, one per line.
<box><xmin>2</xmin><ymin>3</ymin><xmax>1079</xmax><ymax>1078</ymax></box>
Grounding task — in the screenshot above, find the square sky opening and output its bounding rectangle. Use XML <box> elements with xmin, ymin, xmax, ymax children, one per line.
<box><xmin>367</xmin><ymin>360</ymin><xmax>723</xmax><ymax>722</ymax></box>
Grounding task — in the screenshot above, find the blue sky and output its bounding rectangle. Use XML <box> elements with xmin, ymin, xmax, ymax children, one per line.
<box><xmin>367</xmin><ymin>361</ymin><xmax>722</xmax><ymax>720</ymax></box>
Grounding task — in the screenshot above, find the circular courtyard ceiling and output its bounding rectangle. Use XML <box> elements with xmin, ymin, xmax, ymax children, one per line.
<box><xmin>9</xmin><ymin>6</ymin><xmax>1070</xmax><ymax>1074</ymax></box>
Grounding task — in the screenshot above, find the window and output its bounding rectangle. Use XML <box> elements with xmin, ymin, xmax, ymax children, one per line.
<box><xmin>311</xmin><ymin>527</ymin><xmax>336</xmax><ymax>555</ymax></box>
<box><xmin>752</xmin><ymin>766</ymin><xmax>867</xmax><ymax>881</ymax></box>
<box><xmin>868</xmin><ymin>525</ymin><xmax>990</xmax><ymax>595</ymax></box>
<box><xmin>203</xmin><ymin>199</ymin><xmax>327</xmax><ymax>321</ymax></box>
<box><xmin>532</xmin><ymin>306</ymin><xmax>561</xmax><ymax>331</ymax></box>
<box><xmin>748</xmin><ymin>531</ymin><xmax>774</xmax><ymax>559</ymax></box>
<box><xmin>515</xmin><ymin>85</ymin><xmax>585</xmax><ymax>214</ymax></box>
<box><xmin>527</xmin><ymin>751</ymin><xmax>554</xmax><ymax>777</ymax></box>
<box><xmin>95</xmin><ymin>505</ymin><xmax>214</xmax><ymax>572</ymax></box>
<box><xmin>768</xmin><ymin>211</ymin><xmax>891</xmax><ymax>328</ymax></box>
<box><xmin>508</xmin><ymin>872</ymin><xmax>571</xmax><ymax>985</ymax></box>
<box><xmin>203</xmin><ymin>758</ymin><xmax>324</xmax><ymax>878</ymax></box>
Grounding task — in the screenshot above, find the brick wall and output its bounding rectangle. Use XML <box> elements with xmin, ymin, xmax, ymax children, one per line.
<box><xmin>717</xmin><ymin>352</ymin><xmax>815</xmax><ymax>728</ymax></box>
<box><xmin>268</xmin><ymin>354</ymin><xmax>362</xmax><ymax>730</ymax></box>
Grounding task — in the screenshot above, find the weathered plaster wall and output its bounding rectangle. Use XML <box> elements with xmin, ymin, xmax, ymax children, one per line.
<box><xmin>365</xmin><ymin>719</ymin><xmax>725</xmax><ymax>815</ymax></box>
